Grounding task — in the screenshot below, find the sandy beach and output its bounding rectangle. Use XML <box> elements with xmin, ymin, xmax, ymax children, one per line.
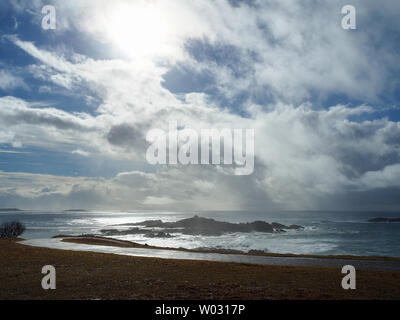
<box><xmin>1</xmin><ymin>239</ymin><xmax>399</xmax><ymax>300</ymax></box>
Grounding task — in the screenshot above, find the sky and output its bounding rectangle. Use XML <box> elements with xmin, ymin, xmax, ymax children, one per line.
<box><xmin>0</xmin><ymin>0</ymin><xmax>400</xmax><ymax>211</ymax></box>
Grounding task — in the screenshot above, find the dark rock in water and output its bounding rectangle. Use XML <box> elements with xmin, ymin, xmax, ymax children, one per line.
<box><xmin>248</xmin><ymin>249</ymin><xmax>266</xmax><ymax>254</ymax></box>
<box><xmin>271</xmin><ymin>222</ymin><xmax>286</xmax><ymax>229</ymax></box>
<box><xmin>247</xmin><ymin>220</ymin><xmax>274</xmax><ymax>233</ymax></box>
<box><xmin>99</xmin><ymin>216</ymin><xmax>304</xmax><ymax>237</ymax></box>
<box><xmin>194</xmin><ymin>247</ymin><xmax>244</xmax><ymax>254</ymax></box>
<box><xmin>133</xmin><ymin>219</ymin><xmax>163</xmax><ymax>227</ymax></box>
<box><xmin>144</xmin><ymin>232</ymin><xmax>174</xmax><ymax>238</ymax></box>
<box><xmin>368</xmin><ymin>217</ymin><xmax>400</xmax><ymax>223</ymax></box>
<box><xmin>288</xmin><ymin>224</ymin><xmax>304</xmax><ymax>230</ymax></box>
<box><xmin>100</xmin><ymin>227</ymin><xmax>145</xmax><ymax>236</ymax></box>
<box><xmin>271</xmin><ymin>222</ymin><xmax>289</xmax><ymax>232</ymax></box>
<box><xmin>161</xmin><ymin>216</ymin><xmax>275</xmax><ymax>235</ymax></box>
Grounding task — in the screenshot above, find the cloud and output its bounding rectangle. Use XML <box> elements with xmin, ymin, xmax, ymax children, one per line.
<box><xmin>251</xmin><ymin>104</ymin><xmax>400</xmax><ymax>201</ymax></box>
<box><xmin>14</xmin><ymin>0</ymin><xmax>399</xmax><ymax>104</ymax></box>
<box><xmin>0</xmin><ymin>96</ymin><xmax>105</xmax><ymax>151</ymax></box>
<box><xmin>71</xmin><ymin>149</ymin><xmax>90</xmax><ymax>157</ymax></box>
<box><xmin>1</xmin><ymin>1</ymin><xmax>400</xmax><ymax>211</ymax></box>
<box><xmin>0</xmin><ymin>69</ymin><xmax>27</xmax><ymax>90</ymax></box>
<box><xmin>0</xmin><ymin>96</ymin><xmax>96</xmax><ymax>131</ymax></box>
<box><xmin>0</xmin><ymin>150</ymin><xmax>30</xmax><ymax>154</ymax></box>
<box><xmin>358</xmin><ymin>164</ymin><xmax>400</xmax><ymax>190</ymax></box>
<box><xmin>0</xmin><ymin>168</ymin><xmax>261</xmax><ymax>211</ymax></box>
<box><xmin>1</xmin><ymin>97</ymin><xmax>400</xmax><ymax>212</ymax></box>
<box><xmin>142</xmin><ymin>196</ymin><xmax>175</xmax><ymax>206</ymax></box>
<box><xmin>106</xmin><ymin>124</ymin><xmax>148</xmax><ymax>151</ymax></box>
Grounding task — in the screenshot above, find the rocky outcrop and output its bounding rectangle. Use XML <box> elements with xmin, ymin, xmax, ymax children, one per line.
<box><xmin>101</xmin><ymin>215</ymin><xmax>304</xmax><ymax>237</ymax></box>
<box><xmin>144</xmin><ymin>231</ymin><xmax>174</xmax><ymax>238</ymax></box>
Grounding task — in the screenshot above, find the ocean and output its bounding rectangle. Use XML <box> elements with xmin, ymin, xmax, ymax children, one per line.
<box><xmin>1</xmin><ymin>210</ymin><xmax>400</xmax><ymax>257</ymax></box>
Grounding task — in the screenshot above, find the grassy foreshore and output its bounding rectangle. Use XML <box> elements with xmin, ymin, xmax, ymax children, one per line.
<box><xmin>1</xmin><ymin>239</ymin><xmax>400</xmax><ymax>300</ymax></box>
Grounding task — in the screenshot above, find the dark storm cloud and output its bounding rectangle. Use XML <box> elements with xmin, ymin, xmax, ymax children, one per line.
<box><xmin>106</xmin><ymin>123</ymin><xmax>148</xmax><ymax>150</ymax></box>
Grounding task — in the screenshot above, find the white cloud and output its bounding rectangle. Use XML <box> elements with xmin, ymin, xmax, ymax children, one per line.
<box><xmin>14</xmin><ymin>0</ymin><xmax>398</xmax><ymax>103</ymax></box>
<box><xmin>0</xmin><ymin>150</ymin><xmax>30</xmax><ymax>154</ymax></box>
<box><xmin>142</xmin><ymin>196</ymin><xmax>175</xmax><ymax>206</ymax></box>
<box><xmin>71</xmin><ymin>149</ymin><xmax>90</xmax><ymax>157</ymax></box>
<box><xmin>358</xmin><ymin>164</ymin><xmax>400</xmax><ymax>190</ymax></box>
<box><xmin>1</xmin><ymin>1</ymin><xmax>400</xmax><ymax>210</ymax></box>
<box><xmin>0</xmin><ymin>69</ymin><xmax>27</xmax><ymax>90</ymax></box>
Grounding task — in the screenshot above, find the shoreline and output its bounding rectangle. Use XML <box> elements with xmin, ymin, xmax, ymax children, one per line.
<box><xmin>19</xmin><ymin>237</ymin><xmax>400</xmax><ymax>272</ymax></box>
<box><xmin>1</xmin><ymin>239</ymin><xmax>400</xmax><ymax>299</ymax></box>
<box><xmin>59</xmin><ymin>235</ymin><xmax>400</xmax><ymax>262</ymax></box>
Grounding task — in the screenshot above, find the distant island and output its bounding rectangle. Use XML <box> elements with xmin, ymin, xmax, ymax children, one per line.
<box><xmin>0</xmin><ymin>208</ymin><xmax>22</xmax><ymax>212</ymax></box>
<box><xmin>368</xmin><ymin>217</ymin><xmax>400</xmax><ymax>223</ymax></box>
<box><xmin>63</xmin><ymin>209</ymin><xmax>88</xmax><ymax>212</ymax></box>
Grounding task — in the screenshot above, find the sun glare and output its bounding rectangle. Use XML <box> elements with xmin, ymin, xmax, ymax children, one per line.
<box><xmin>108</xmin><ymin>4</ymin><xmax>171</xmax><ymax>58</ymax></box>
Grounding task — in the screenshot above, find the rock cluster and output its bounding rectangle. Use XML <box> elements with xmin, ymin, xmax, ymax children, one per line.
<box><xmin>100</xmin><ymin>215</ymin><xmax>304</xmax><ymax>237</ymax></box>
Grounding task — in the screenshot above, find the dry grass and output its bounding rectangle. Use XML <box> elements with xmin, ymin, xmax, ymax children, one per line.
<box><xmin>1</xmin><ymin>239</ymin><xmax>399</xmax><ymax>300</ymax></box>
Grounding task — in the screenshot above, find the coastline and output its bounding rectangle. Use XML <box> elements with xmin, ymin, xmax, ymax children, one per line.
<box><xmin>20</xmin><ymin>236</ymin><xmax>400</xmax><ymax>272</ymax></box>
<box><xmin>60</xmin><ymin>235</ymin><xmax>400</xmax><ymax>262</ymax></box>
<box><xmin>1</xmin><ymin>239</ymin><xmax>400</xmax><ymax>300</ymax></box>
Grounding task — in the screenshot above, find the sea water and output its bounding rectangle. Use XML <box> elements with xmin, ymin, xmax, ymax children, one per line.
<box><xmin>1</xmin><ymin>210</ymin><xmax>400</xmax><ymax>257</ymax></box>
